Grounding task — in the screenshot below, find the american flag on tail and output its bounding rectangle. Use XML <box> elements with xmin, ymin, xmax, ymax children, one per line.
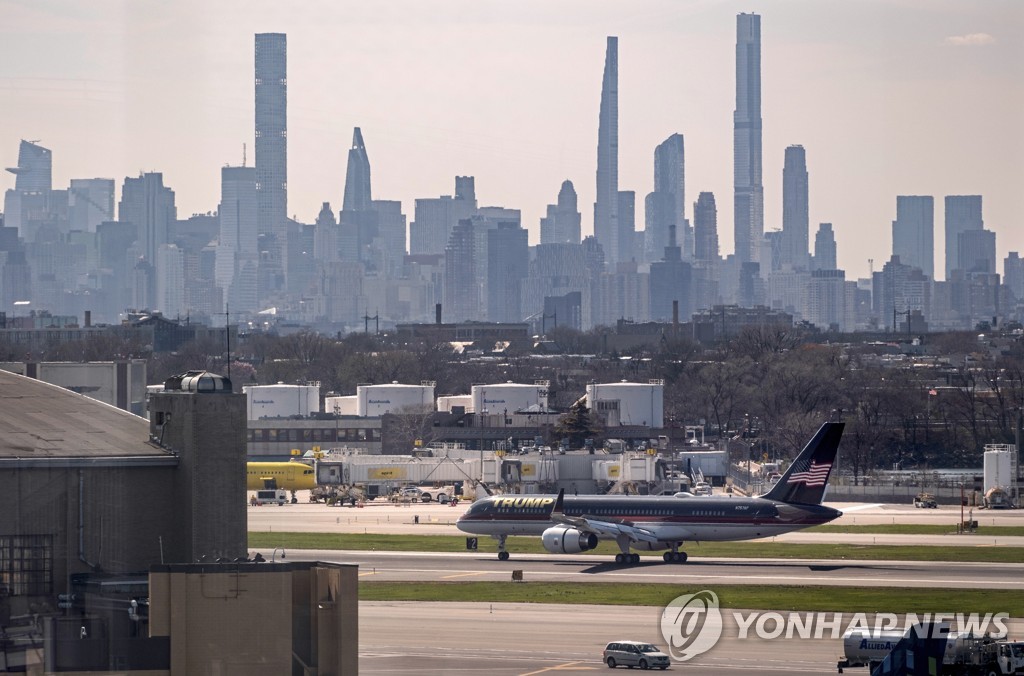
<box><xmin>787</xmin><ymin>458</ymin><xmax>832</xmax><ymax>487</ymax></box>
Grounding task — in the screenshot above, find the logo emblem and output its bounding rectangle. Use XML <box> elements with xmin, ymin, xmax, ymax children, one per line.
<box><xmin>660</xmin><ymin>590</ymin><xmax>723</xmax><ymax>662</ymax></box>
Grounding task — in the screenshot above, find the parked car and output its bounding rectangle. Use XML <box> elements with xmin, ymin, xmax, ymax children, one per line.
<box><xmin>602</xmin><ymin>641</ymin><xmax>671</xmax><ymax>670</ymax></box>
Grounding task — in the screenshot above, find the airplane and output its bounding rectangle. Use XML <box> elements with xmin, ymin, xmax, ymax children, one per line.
<box><xmin>246</xmin><ymin>460</ymin><xmax>317</xmax><ymax>492</ymax></box>
<box><xmin>456</xmin><ymin>421</ymin><xmax>844</xmax><ymax>564</ymax></box>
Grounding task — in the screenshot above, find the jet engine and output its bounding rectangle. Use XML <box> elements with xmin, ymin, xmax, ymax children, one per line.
<box><xmin>541</xmin><ymin>526</ymin><xmax>599</xmax><ymax>554</ymax></box>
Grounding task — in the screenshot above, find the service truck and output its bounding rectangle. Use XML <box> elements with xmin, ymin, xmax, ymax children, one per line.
<box><xmin>838</xmin><ymin>629</ymin><xmax>1024</xmax><ymax>674</ymax></box>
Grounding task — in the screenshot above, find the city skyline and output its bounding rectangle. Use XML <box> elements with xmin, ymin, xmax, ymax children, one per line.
<box><xmin>1</xmin><ymin>1</ymin><xmax>1022</xmax><ymax>280</ymax></box>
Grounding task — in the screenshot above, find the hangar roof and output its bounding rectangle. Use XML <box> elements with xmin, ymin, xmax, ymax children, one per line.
<box><xmin>0</xmin><ymin>369</ymin><xmax>169</xmax><ymax>460</ymax></box>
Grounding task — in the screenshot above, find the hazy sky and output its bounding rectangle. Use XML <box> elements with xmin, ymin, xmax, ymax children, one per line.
<box><xmin>1</xmin><ymin>0</ymin><xmax>1021</xmax><ymax>279</ymax></box>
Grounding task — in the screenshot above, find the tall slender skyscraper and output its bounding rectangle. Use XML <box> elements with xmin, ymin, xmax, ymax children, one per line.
<box><xmin>734</xmin><ymin>13</ymin><xmax>763</xmax><ymax>265</ymax></box>
<box><xmin>781</xmin><ymin>145</ymin><xmax>809</xmax><ymax>269</ymax></box>
<box><xmin>944</xmin><ymin>195</ymin><xmax>983</xmax><ymax>279</ymax></box>
<box><xmin>892</xmin><ymin>196</ymin><xmax>934</xmax><ymax>279</ymax></box>
<box><xmin>594</xmin><ymin>36</ymin><xmax>620</xmax><ymax>266</ymax></box>
<box><xmin>255</xmin><ymin>33</ymin><xmax>288</xmax><ymax>292</ymax></box>
<box><xmin>645</xmin><ymin>134</ymin><xmax>687</xmax><ymax>262</ymax></box>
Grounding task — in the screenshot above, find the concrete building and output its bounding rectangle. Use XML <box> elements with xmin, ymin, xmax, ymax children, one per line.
<box><xmin>216</xmin><ymin>166</ymin><xmax>259</xmax><ymax>314</ymax></box>
<box><xmin>0</xmin><ymin>369</ymin><xmax>249</xmax><ymax>671</ymax></box>
<box><xmin>255</xmin><ymin>32</ymin><xmax>288</xmax><ymax>297</ymax></box>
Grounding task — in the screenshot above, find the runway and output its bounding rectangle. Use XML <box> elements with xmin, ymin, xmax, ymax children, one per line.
<box><xmin>280</xmin><ymin>549</ymin><xmax>1024</xmax><ymax>589</ymax></box>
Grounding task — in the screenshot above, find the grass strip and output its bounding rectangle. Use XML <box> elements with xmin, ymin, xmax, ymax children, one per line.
<box><xmin>359</xmin><ymin>582</ymin><xmax>1024</xmax><ymax>616</ymax></box>
<box><xmin>809</xmin><ymin>524</ymin><xmax>1024</xmax><ymax>536</ymax></box>
<box><xmin>248</xmin><ymin>532</ymin><xmax>1024</xmax><ymax>563</ymax></box>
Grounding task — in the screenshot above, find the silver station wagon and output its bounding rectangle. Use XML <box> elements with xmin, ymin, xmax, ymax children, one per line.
<box><xmin>602</xmin><ymin>641</ymin><xmax>671</xmax><ymax>670</ymax></box>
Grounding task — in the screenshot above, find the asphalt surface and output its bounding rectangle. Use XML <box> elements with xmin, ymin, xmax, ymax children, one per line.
<box><xmin>361</xmin><ymin>602</ymin><xmax>1024</xmax><ymax>675</ymax></box>
<box><xmin>285</xmin><ymin>548</ymin><xmax>1024</xmax><ymax>589</ymax></box>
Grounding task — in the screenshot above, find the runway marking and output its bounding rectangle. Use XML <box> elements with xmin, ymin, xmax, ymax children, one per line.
<box><xmin>441</xmin><ymin>571</ymin><xmax>487</xmax><ymax>579</ymax></box>
<box><xmin>519</xmin><ymin>661</ymin><xmax>594</xmax><ymax>674</ymax></box>
<box><xmin>358</xmin><ymin>570</ymin><xmax>380</xmax><ymax>577</ymax></box>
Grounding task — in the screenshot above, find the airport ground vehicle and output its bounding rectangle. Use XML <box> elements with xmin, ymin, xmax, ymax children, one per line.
<box><xmin>838</xmin><ymin>628</ymin><xmax>1024</xmax><ymax>674</ymax></box>
<box><xmin>602</xmin><ymin>641</ymin><xmax>671</xmax><ymax>670</ymax></box>
<box><xmin>253</xmin><ymin>489</ymin><xmax>288</xmax><ymax>505</ymax></box>
<box><xmin>913</xmin><ymin>492</ymin><xmax>938</xmax><ymax>508</ymax></box>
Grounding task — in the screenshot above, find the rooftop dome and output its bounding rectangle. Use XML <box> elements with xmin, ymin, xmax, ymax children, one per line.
<box><xmin>164</xmin><ymin>370</ymin><xmax>233</xmax><ymax>393</ymax></box>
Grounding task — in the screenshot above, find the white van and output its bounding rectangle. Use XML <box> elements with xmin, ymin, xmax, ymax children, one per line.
<box><xmin>255</xmin><ymin>489</ymin><xmax>288</xmax><ymax>506</ymax></box>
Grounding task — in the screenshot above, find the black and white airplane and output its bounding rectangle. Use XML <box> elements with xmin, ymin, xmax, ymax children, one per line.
<box><xmin>456</xmin><ymin>422</ymin><xmax>844</xmax><ymax>563</ymax></box>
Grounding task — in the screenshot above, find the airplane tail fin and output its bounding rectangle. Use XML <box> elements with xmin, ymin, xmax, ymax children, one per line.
<box><xmin>761</xmin><ymin>422</ymin><xmax>844</xmax><ymax>505</ymax></box>
<box><xmin>552</xmin><ymin>488</ymin><xmax>565</xmax><ymax>516</ymax></box>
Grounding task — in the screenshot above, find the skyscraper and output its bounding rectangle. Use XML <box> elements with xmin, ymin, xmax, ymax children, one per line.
<box><xmin>734</xmin><ymin>13</ymin><xmax>763</xmax><ymax>265</ymax></box>
<box><xmin>645</xmin><ymin>134</ymin><xmax>687</xmax><ymax>262</ymax></box>
<box><xmin>594</xmin><ymin>36</ymin><xmax>620</xmax><ymax>266</ymax></box>
<box><xmin>540</xmin><ymin>180</ymin><xmax>581</xmax><ymax>245</ymax></box>
<box><xmin>340</xmin><ymin>127</ymin><xmax>374</xmax><ymax>264</ymax></box>
<box><xmin>255</xmin><ymin>33</ymin><xmax>288</xmax><ymax>293</ymax></box>
<box><xmin>945</xmin><ymin>195</ymin><xmax>983</xmax><ymax>279</ymax></box>
<box><xmin>119</xmin><ymin>172</ymin><xmax>176</xmax><ymax>267</ymax></box>
<box><xmin>813</xmin><ymin>223</ymin><xmax>837</xmax><ymax>270</ymax></box>
<box><xmin>891</xmin><ymin>196</ymin><xmax>934</xmax><ymax>280</ymax></box>
<box><xmin>342</xmin><ymin>127</ymin><xmax>372</xmax><ymax>212</ymax></box>
<box><xmin>6</xmin><ymin>140</ymin><xmax>52</xmax><ymax>192</ymax></box>
<box><xmin>69</xmin><ymin>178</ymin><xmax>115</xmax><ymax>233</ymax></box>
<box><xmin>216</xmin><ymin>166</ymin><xmax>258</xmax><ymax>313</ymax></box>
<box><xmin>781</xmin><ymin>145</ymin><xmax>809</xmax><ymax>269</ymax></box>
<box><xmin>693</xmin><ymin>192</ymin><xmax>719</xmax><ymax>262</ymax></box>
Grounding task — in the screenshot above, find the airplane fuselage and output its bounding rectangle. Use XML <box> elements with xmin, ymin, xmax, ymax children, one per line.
<box><xmin>246</xmin><ymin>461</ymin><xmax>317</xmax><ymax>491</ymax></box>
<box><xmin>456</xmin><ymin>493</ymin><xmax>840</xmax><ymax>543</ymax></box>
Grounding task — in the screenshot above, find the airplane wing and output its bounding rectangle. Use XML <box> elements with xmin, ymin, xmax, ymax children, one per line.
<box><xmin>550</xmin><ymin>490</ymin><xmax>661</xmax><ymax>544</ymax></box>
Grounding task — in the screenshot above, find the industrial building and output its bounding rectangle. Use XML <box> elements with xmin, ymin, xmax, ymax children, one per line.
<box><xmin>0</xmin><ymin>369</ymin><xmax>358</xmax><ymax>673</ymax></box>
<box><xmin>0</xmin><ymin>359</ymin><xmax>148</xmax><ymax>416</ymax></box>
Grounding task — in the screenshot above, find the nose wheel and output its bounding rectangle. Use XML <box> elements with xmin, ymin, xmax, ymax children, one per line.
<box><xmin>494</xmin><ymin>535</ymin><xmax>510</xmax><ymax>561</ymax></box>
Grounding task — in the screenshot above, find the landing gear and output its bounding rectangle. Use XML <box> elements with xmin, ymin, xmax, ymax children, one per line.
<box><xmin>494</xmin><ymin>535</ymin><xmax>510</xmax><ymax>561</ymax></box>
<box><xmin>663</xmin><ymin>544</ymin><xmax>688</xmax><ymax>564</ymax></box>
<box><xmin>614</xmin><ymin>552</ymin><xmax>640</xmax><ymax>564</ymax></box>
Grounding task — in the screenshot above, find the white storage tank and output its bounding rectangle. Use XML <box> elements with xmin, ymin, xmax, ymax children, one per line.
<box><xmin>983</xmin><ymin>446</ymin><xmax>1014</xmax><ymax>492</ymax></box>
<box><xmin>471</xmin><ymin>382</ymin><xmax>548</xmax><ymax>415</ymax></box>
<box><xmin>585</xmin><ymin>381</ymin><xmax>664</xmax><ymax>427</ymax></box>
<box><xmin>244</xmin><ymin>383</ymin><xmax>320</xmax><ymax>419</ymax></box>
<box><xmin>324</xmin><ymin>395</ymin><xmax>358</xmax><ymax>416</ymax></box>
<box><xmin>437</xmin><ymin>394</ymin><xmax>473</xmax><ymax>413</ymax></box>
<box><xmin>356</xmin><ymin>382</ymin><xmax>435</xmax><ymax>417</ymax></box>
